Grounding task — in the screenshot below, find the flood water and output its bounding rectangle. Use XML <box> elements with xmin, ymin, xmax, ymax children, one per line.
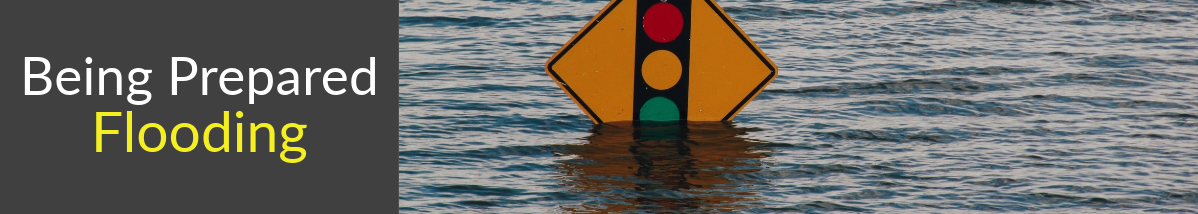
<box><xmin>398</xmin><ymin>0</ymin><xmax>1198</xmax><ymax>213</ymax></box>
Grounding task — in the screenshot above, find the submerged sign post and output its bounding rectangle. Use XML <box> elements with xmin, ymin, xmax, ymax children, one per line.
<box><xmin>546</xmin><ymin>0</ymin><xmax>777</xmax><ymax>124</ymax></box>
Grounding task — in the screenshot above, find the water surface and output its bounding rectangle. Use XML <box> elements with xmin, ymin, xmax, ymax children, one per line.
<box><xmin>399</xmin><ymin>0</ymin><xmax>1198</xmax><ymax>212</ymax></box>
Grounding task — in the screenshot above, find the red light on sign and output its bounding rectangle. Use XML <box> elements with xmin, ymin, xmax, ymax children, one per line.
<box><xmin>642</xmin><ymin>2</ymin><xmax>683</xmax><ymax>43</ymax></box>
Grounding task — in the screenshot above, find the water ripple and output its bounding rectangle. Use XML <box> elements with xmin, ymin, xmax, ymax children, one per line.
<box><xmin>399</xmin><ymin>0</ymin><xmax>1198</xmax><ymax>212</ymax></box>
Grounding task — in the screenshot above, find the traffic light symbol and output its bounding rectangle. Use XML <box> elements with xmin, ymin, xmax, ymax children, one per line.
<box><xmin>546</xmin><ymin>0</ymin><xmax>777</xmax><ymax>124</ymax></box>
<box><xmin>635</xmin><ymin>1</ymin><xmax>690</xmax><ymax>123</ymax></box>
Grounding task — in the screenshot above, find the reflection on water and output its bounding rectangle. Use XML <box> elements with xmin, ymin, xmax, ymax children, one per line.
<box><xmin>399</xmin><ymin>0</ymin><xmax>1198</xmax><ymax>212</ymax></box>
<box><xmin>558</xmin><ymin>122</ymin><xmax>770</xmax><ymax>213</ymax></box>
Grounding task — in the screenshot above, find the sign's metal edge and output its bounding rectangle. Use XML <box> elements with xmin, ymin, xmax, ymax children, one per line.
<box><xmin>545</xmin><ymin>0</ymin><xmax>626</xmax><ymax>124</ymax></box>
<box><xmin>702</xmin><ymin>0</ymin><xmax>779</xmax><ymax>122</ymax></box>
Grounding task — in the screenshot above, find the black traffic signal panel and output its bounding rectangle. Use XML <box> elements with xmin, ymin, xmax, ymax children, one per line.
<box><xmin>634</xmin><ymin>0</ymin><xmax>690</xmax><ymax>124</ymax></box>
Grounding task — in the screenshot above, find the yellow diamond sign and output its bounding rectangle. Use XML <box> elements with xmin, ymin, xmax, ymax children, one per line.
<box><xmin>546</xmin><ymin>0</ymin><xmax>776</xmax><ymax>124</ymax></box>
